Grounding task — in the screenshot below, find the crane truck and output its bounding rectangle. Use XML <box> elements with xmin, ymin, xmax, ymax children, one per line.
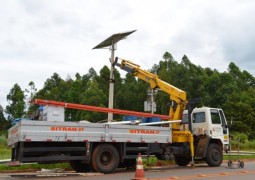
<box><xmin>7</xmin><ymin>57</ymin><xmax>229</xmax><ymax>173</ymax></box>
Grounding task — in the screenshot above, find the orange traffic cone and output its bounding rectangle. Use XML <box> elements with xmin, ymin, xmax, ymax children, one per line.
<box><xmin>132</xmin><ymin>153</ymin><xmax>147</xmax><ymax>180</ymax></box>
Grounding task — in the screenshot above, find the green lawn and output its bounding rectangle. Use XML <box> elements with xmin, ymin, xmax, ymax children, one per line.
<box><xmin>0</xmin><ymin>148</ymin><xmax>11</xmax><ymax>160</ymax></box>
<box><xmin>224</xmin><ymin>155</ymin><xmax>255</xmax><ymax>160</ymax></box>
<box><xmin>0</xmin><ymin>134</ymin><xmax>11</xmax><ymax>160</ymax></box>
<box><xmin>0</xmin><ymin>163</ymin><xmax>71</xmax><ymax>172</ymax></box>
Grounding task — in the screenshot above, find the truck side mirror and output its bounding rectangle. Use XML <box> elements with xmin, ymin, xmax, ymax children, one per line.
<box><xmin>224</xmin><ymin>116</ymin><xmax>233</xmax><ymax>128</ymax></box>
<box><xmin>228</xmin><ymin>116</ymin><xmax>233</xmax><ymax>128</ymax></box>
<box><xmin>222</xmin><ymin>124</ymin><xmax>229</xmax><ymax>128</ymax></box>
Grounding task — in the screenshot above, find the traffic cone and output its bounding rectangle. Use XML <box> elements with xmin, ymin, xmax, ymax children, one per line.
<box><xmin>132</xmin><ymin>153</ymin><xmax>147</xmax><ymax>180</ymax></box>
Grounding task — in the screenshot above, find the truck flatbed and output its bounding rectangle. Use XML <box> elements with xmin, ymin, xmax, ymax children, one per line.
<box><xmin>8</xmin><ymin>120</ymin><xmax>172</xmax><ymax>146</ymax></box>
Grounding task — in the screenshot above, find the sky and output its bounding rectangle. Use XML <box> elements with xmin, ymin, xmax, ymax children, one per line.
<box><xmin>1</xmin><ymin>0</ymin><xmax>255</xmax><ymax>108</ymax></box>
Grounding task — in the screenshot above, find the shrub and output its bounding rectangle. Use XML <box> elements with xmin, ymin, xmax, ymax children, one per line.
<box><xmin>248</xmin><ymin>132</ymin><xmax>255</xmax><ymax>141</ymax></box>
<box><xmin>0</xmin><ymin>135</ymin><xmax>7</xmax><ymax>149</ymax></box>
<box><xmin>240</xmin><ymin>140</ymin><xmax>255</xmax><ymax>150</ymax></box>
<box><xmin>231</xmin><ymin>132</ymin><xmax>248</xmax><ymax>143</ymax></box>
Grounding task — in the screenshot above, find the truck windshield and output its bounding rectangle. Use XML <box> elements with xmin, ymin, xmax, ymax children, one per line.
<box><xmin>193</xmin><ymin>112</ymin><xmax>205</xmax><ymax>123</ymax></box>
<box><xmin>211</xmin><ymin>109</ymin><xmax>221</xmax><ymax>124</ymax></box>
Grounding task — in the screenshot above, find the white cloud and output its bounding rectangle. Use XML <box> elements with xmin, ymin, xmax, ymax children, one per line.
<box><xmin>0</xmin><ymin>0</ymin><xmax>255</xmax><ymax>108</ymax></box>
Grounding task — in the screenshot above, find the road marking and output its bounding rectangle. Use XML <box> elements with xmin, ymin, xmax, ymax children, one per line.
<box><xmin>148</xmin><ymin>170</ymin><xmax>255</xmax><ymax>180</ymax></box>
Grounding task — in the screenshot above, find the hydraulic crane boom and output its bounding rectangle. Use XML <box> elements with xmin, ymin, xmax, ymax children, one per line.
<box><xmin>114</xmin><ymin>57</ymin><xmax>187</xmax><ymax>122</ymax></box>
<box><xmin>115</xmin><ymin>57</ymin><xmax>194</xmax><ymax>165</ymax></box>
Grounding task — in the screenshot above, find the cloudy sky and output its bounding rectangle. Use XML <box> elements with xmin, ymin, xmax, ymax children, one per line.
<box><xmin>1</xmin><ymin>0</ymin><xmax>255</xmax><ymax>108</ymax></box>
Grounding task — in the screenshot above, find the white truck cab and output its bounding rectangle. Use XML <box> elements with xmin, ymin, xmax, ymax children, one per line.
<box><xmin>182</xmin><ymin>107</ymin><xmax>229</xmax><ymax>166</ymax></box>
<box><xmin>191</xmin><ymin>107</ymin><xmax>229</xmax><ymax>143</ymax></box>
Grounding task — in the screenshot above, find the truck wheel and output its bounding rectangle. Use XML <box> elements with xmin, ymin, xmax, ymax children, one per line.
<box><xmin>174</xmin><ymin>156</ymin><xmax>191</xmax><ymax>166</ymax></box>
<box><xmin>205</xmin><ymin>143</ymin><xmax>223</xmax><ymax>167</ymax></box>
<box><xmin>92</xmin><ymin>144</ymin><xmax>119</xmax><ymax>173</ymax></box>
<box><xmin>69</xmin><ymin>160</ymin><xmax>90</xmax><ymax>172</ymax></box>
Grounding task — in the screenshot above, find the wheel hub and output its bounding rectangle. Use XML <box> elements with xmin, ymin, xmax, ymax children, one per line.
<box><xmin>100</xmin><ymin>152</ymin><xmax>111</xmax><ymax>165</ymax></box>
<box><xmin>212</xmin><ymin>150</ymin><xmax>219</xmax><ymax>161</ymax></box>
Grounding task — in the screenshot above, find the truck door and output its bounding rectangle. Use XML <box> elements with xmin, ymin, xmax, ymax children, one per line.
<box><xmin>219</xmin><ymin>109</ymin><xmax>229</xmax><ymax>144</ymax></box>
<box><xmin>210</xmin><ymin>109</ymin><xmax>226</xmax><ymax>141</ymax></box>
<box><xmin>191</xmin><ymin>111</ymin><xmax>208</xmax><ymax>136</ymax></box>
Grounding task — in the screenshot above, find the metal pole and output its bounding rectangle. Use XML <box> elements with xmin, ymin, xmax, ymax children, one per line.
<box><xmin>151</xmin><ymin>89</ymin><xmax>154</xmax><ymax>114</ymax></box>
<box><xmin>108</xmin><ymin>43</ymin><xmax>115</xmax><ymax>122</ymax></box>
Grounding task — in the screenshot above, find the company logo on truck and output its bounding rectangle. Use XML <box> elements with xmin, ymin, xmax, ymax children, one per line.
<box><xmin>129</xmin><ymin>129</ymin><xmax>160</xmax><ymax>134</ymax></box>
<box><xmin>50</xmin><ymin>126</ymin><xmax>84</xmax><ymax>132</ymax></box>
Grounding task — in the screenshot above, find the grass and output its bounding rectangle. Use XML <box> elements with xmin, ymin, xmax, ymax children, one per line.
<box><xmin>0</xmin><ymin>135</ymin><xmax>7</xmax><ymax>149</ymax></box>
<box><xmin>230</xmin><ymin>132</ymin><xmax>255</xmax><ymax>150</ymax></box>
<box><xmin>143</xmin><ymin>156</ymin><xmax>158</xmax><ymax>165</ymax></box>
<box><xmin>235</xmin><ymin>141</ymin><xmax>255</xmax><ymax>150</ymax></box>
<box><xmin>224</xmin><ymin>155</ymin><xmax>255</xmax><ymax>160</ymax></box>
<box><xmin>143</xmin><ymin>156</ymin><xmax>175</xmax><ymax>167</ymax></box>
<box><xmin>230</xmin><ymin>139</ymin><xmax>255</xmax><ymax>150</ymax></box>
<box><xmin>0</xmin><ymin>148</ymin><xmax>11</xmax><ymax>160</ymax></box>
<box><xmin>0</xmin><ymin>134</ymin><xmax>11</xmax><ymax>160</ymax></box>
<box><xmin>0</xmin><ymin>163</ymin><xmax>71</xmax><ymax>172</ymax></box>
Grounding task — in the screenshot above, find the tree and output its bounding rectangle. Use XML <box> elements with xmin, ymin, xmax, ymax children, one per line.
<box><xmin>0</xmin><ymin>105</ymin><xmax>7</xmax><ymax>132</ymax></box>
<box><xmin>36</xmin><ymin>73</ymin><xmax>66</xmax><ymax>100</ymax></box>
<box><xmin>0</xmin><ymin>105</ymin><xmax>5</xmax><ymax>121</ymax></box>
<box><xmin>75</xmin><ymin>73</ymin><xmax>81</xmax><ymax>80</ymax></box>
<box><xmin>228</xmin><ymin>62</ymin><xmax>242</xmax><ymax>81</ymax></box>
<box><xmin>88</xmin><ymin>67</ymin><xmax>98</xmax><ymax>81</ymax></box>
<box><xmin>98</xmin><ymin>66</ymin><xmax>110</xmax><ymax>93</ymax></box>
<box><xmin>5</xmin><ymin>84</ymin><xmax>25</xmax><ymax>121</ymax></box>
<box><xmin>77</xmin><ymin>80</ymin><xmax>108</xmax><ymax>122</ymax></box>
<box><xmin>223</xmin><ymin>88</ymin><xmax>255</xmax><ymax>138</ymax></box>
<box><xmin>25</xmin><ymin>81</ymin><xmax>37</xmax><ymax>101</ymax></box>
<box><xmin>25</xmin><ymin>81</ymin><xmax>38</xmax><ymax>116</ymax></box>
<box><xmin>6</xmin><ymin>51</ymin><xmax>254</xmax><ymax>136</ymax></box>
<box><xmin>116</xmin><ymin>73</ymin><xmax>147</xmax><ymax>112</ymax></box>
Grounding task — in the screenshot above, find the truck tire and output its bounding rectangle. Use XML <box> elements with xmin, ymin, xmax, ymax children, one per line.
<box><xmin>69</xmin><ymin>160</ymin><xmax>90</xmax><ymax>172</ymax></box>
<box><xmin>174</xmin><ymin>156</ymin><xmax>191</xmax><ymax>166</ymax></box>
<box><xmin>91</xmin><ymin>144</ymin><xmax>119</xmax><ymax>173</ymax></box>
<box><xmin>205</xmin><ymin>143</ymin><xmax>223</xmax><ymax>167</ymax></box>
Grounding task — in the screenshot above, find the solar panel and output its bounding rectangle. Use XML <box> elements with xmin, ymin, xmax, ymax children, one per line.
<box><xmin>93</xmin><ymin>30</ymin><xmax>136</xmax><ymax>49</ymax></box>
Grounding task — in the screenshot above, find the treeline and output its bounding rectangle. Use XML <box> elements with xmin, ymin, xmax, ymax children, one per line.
<box><xmin>1</xmin><ymin>52</ymin><xmax>255</xmax><ymax>139</ymax></box>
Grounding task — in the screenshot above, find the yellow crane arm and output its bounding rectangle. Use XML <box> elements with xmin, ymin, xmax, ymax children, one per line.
<box><xmin>115</xmin><ymin>57</ymin><xmax>194</xmax><ymax>165</ymax></box>
<box><xmin>115</xmin><ymin>58</ymin><xmax>187</xmax><ymax>122</ymax></box>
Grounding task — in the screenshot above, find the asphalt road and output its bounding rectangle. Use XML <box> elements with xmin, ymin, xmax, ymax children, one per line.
<box><xmin>0</xmin><ymin>161</ymin><xmax>255</xmax><ymax>180</ymax></box>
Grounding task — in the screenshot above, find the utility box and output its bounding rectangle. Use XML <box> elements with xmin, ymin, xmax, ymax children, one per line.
<box><xmin>44</xmin><ymin>106</ymin><xmax>65</xmax><ymax>122</ymax></box>
<box><xmin>144</xmin><ymin>101</ymin><xmax>156</xmax><ymax>112</ymax></box>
